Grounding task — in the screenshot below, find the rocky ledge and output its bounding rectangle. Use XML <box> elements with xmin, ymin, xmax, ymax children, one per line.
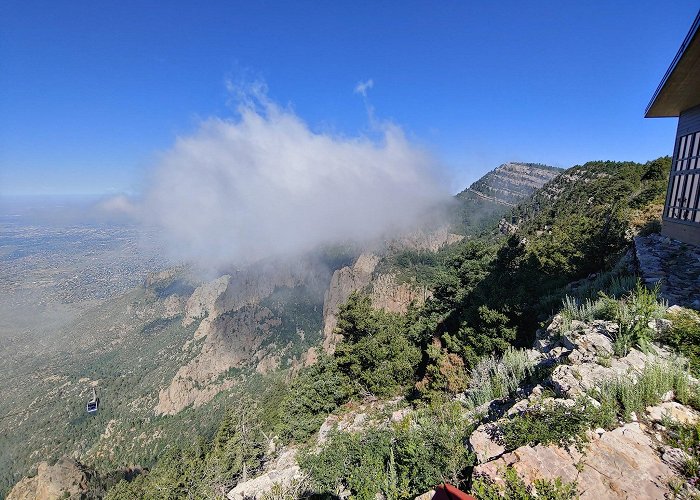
<box><xmin>471</xmin><ymin>312</ymin><xmax>700</xmax><ymax>499</ymax></box>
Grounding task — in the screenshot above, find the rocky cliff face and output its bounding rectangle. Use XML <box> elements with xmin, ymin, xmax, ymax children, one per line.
<box><xmin>156</xmin><ymin>303</ymin><xmax>281</xmax><ymax>415</ymax></box>
<box><xmin>458</xmin><ymin>162</ymin><xmax>562</xmax><ymax>207</ymax></box>
<box><xmin>6</xmin><ymin>457</ymin><xmax>93</xmax><ymax>500</ymax></box>
<box><xmin>155</xmin><ymin>261</ymin><xmax>327</xmax><ymax>415</ymax></box>
<box><xmin>320</xmin><ymin>227</ymin><xmax>463</xmax><ymax>353</ymax></box>
<box><xmin>368</xmin><ymin>273</ymin><xmax>430</xmax><ymax>314</ymax></box>
<box><xmin>386</xmin><ymin>227</ymin><xmax>464</xmax><ymax>253</ymax></box>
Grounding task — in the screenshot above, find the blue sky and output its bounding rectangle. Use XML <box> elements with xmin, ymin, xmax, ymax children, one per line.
<box><xmin>1</xmin><ymin>1</ymin><xmax>698</xmax><ymax>196</ymax></box>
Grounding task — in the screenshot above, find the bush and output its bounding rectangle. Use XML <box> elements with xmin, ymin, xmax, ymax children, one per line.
<box><xmin>444</xmin><ymin>305</ymin><xmax>517</xmax><ymax>368</ymax></box>
<box><xmin>301</xmin><ymin>428</ymin><xmax>392</xmax><ymax>499</ymax></box>
<box><xmin>278</xmin><ymin>356</ymin><xmax>353</xmax><ymax>443</ymax></box>
<box><xmin>393</xmin><ymin>402</ymin><xmax>475</xmax><ymax>493</ymax></box>
<box><xmin>664</xmin><ymin>420</ymin><xmax>700</xmax><ymax>485</ymax></box>
<box><xmin>611</xmin><ymin>281</ymin><xmax>666</xmax><ymax>356</ymax></box>
<box><xmin>561</xmin><ymin>295</ymin><xmax>612</xmax><ymax>323</ymax></box>
<box><xmin>589</xmin><ymin>359</ymin><xmax>694</xmax><ymax>423</ymax></box>
<box><xmin>464</xmin><ymin>348</ymin><xmax>536</xmax><ymax>409</ymax></box>
<box><xmin>497</xmin><ymin>399</ymin><xmax>592</xmax><ymax>451</ymax></box>
<box><xmin>300</xmin><ymin>402</ymin><xmax>475</xmax><ymax>499</ymax></box>
<box><xmin>416</xmin><ymin>344</ymin><xmax>469</xmax><ymax>401</ymax></box>
<box><xmin>662</xmin><ymin>308</ymin><xmax>700</xmax><ymax>376</ymax></box>
<box><xmin>471</xmin><ymin>466</ymin><xmax>578</xmax><ymax>499</ymax></box>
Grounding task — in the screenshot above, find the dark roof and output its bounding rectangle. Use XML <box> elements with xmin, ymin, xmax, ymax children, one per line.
<box><xmin>646</xmin><ymin>9</ymin><xmax>700</xmax><ymax>118</ymax></box>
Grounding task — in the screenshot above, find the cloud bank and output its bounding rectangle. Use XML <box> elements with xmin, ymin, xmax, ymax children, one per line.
<box><xmin>141</xmin><ymin>88</ymin><xmax>448</xmax><ymax>269</ymax></box>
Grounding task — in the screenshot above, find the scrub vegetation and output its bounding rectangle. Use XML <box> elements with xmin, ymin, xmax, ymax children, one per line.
<box><xmin>10</xmin><ymin>156</ymin><xmax>700</xmax><ymax>500</ymax></box>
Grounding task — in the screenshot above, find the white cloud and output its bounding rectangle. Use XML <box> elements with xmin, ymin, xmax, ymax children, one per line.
<box><xmin>139</xmin><ymin>87</ymin><xmax>448</xmax><ymax>270</ymax></box>
<box><xmin>354</xmin><ymin>79</ymin><xmax>374</xmax><ymax>97</ymax></box>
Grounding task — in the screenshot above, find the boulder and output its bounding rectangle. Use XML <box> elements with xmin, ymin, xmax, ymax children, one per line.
<box><xmin>469</xmin><ymin>423</ymin><xmax>505</xmax><ymax>463</ymax></box>
<box><xmin>647</xmin><ymin>401</ymin><xmax>700</xmax><ymax>425</ymax></box>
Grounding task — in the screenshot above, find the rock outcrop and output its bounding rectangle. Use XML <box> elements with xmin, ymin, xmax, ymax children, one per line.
<box><xmin>322</xmin><ymin>253</ymin><xmax>380</xmax><ymax>352</ymax></box>
<box><xmin>368</xmin><ymin>273</ymin><xmax>429</xmax><ymax>314</ymax></box>
<box><xmin>183</xmin><ymin>275</ymin><xmax>231</xmax><ymax>339</ymax></box>
<box><xmin>534</xmin><ymin>316</ymin><xmax>671</xmax><ymax>398</ymax></box>
<box><xmin>468</xmin><ymin>312</ymin><xmax>698</xmax><ymax>499</ymax></box>
<box><xmin>156</xmin><ymin>262</ymin><xmax>324</xmax><ymax>415</ymax></box>
<box><xmin>387</xmin><ymin>227</ymin><xmax>463</xmax><ymax>253</ymax></box>
<box><xmin>474</xmin><ymin>423</ymin><xmax>675</xmax><ymax>500</ymax></box>
<box><xmin>6</xmin><ymin>457</ymin><xmax>92</xmax><ymax>500</ymax></box>
<box><xmin>227</xmin><ymin>448</ymin><xmax>303</xmax><ymax>500</ymax></box>
<box><xmin>457</xmin><ymin>162</ymin><xmax>562</xmax><ymax>207</ymax></box>
<box><xmin>155</xmin><ymin>304</ymin><xmax>280</xmax><ymax>415</ymax></box>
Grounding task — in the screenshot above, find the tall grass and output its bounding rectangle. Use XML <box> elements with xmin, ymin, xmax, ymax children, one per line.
<box><xmin>612</xmin><ymin>281</ymin><xmax>667</xmax><ymax>356</ymax></box>
<box><xmin>559</xmin><ymin>280</ymin><xmax>668</xmax><ymax>356</ymax></box>
<box><xmin>465</xmin><ymin>347</ymin><xmax>536</xmax><ymax>409</ymax></box>
<box><xmin>571</xmin><ymin>257</ymin><xmax>637</xmax><ymax>301</ymax></box>
<box><xmin>589</xmin><ymin>358</ymin><xmax>692</xmax><ymax>423</ymax></box>
<box><xmin>560</xmin><ymin>295</ymin><xmax>615</xmax><ymax>324</ymax></box>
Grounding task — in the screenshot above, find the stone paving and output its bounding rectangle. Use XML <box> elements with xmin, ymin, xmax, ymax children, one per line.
<box><xmin>635</xmin><ymin>233</ymin><xmax>700</xmax><ymax>310</ymax></box>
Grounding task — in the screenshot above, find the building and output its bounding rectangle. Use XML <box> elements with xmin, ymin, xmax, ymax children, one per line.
<box><xmin>646</xmin><ymin>9</ymin><xmax>700</xmax><ymax>246</ymax></box>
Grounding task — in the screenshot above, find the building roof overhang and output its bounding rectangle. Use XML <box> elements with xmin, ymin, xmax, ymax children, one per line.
<box><xmin>646</xmin><ymin>10</ymin><xmax>700</xmax><ymax>118</ymax></box>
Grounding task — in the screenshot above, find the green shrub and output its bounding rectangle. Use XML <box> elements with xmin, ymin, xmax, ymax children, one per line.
<box><xmin>589</xmin><ymin>360</ymin><xmax>693</xmax><ymax>422</ymax></box>
<box><xmin>471</xmin><ymin>466</ymin><xmax>578</xmax><ymax>499</ymax></box>
<box><xmin>662</xmin><ymin>308</ymin><xmax>700</xmax><ymax>376</ymax></box>
<box><xmin>334</xmin><ymin>293</ymin><xmax>421</xmax><ymax>397</ymax></box>
<box><xmin>443</xmin><ymin>305</ymin><xmax>517</xmax><ymax>368</ymax></box>
<box><xmin>663</xmin><ymin>420</ymin><xmax>700</xmax><ymax>484</ymax></box>
<box><xmin>300</xmin><ymin>402</ymin><xmax>475</xmax><ymax>499</ymax></box>
<box><xmin>497</xmin><ymin>399</ymin><xmax>592</xmax><ymax>451</ymax></box>
<box><xmin>393</xmin><ymin>402</ymin><xmax>475</xmax><ymax>493</ymax></box>
<box><xmin>278</xmin><ymin>356</ymin><xmax>353</xmax><ymax>443</ymax></box>
<box><xmin>301</xmin><ymin>428</ymin><xmax>392</xmax><ymax>499</ymax></box>
<box><xmin>612</xmin><ymin>281</ymin><xmax>666</xmax><ymax>356</ymax></box>
<box><xmin>561</xmin><ymin>295</ymin><xmax>612</xmax><ymax>323</ymax></box>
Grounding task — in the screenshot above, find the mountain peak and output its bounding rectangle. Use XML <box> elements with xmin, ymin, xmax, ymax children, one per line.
<box><xmin>460</xmin><ymin>162</ymin><xmax>563</xmax><ymax>207</ymax></box>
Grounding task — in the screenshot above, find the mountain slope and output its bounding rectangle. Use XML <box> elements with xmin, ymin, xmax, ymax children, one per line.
<box><xmin>453</xmin><ymin>162</ymin><xmax>562</xmax><ymax>234</ymax></box>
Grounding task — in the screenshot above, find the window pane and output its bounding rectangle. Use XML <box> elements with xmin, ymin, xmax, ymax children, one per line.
<box><xmin>692</xmin><ymin>133</ymin><xmax>700</xmax><ymax>170</ymax></box>
<box><xmin>670</xmin><ymin>176</ymin><xmax>681</xmax><ymax>218</ymax></box>
<box><xmin>676</xmin><ymin>136</ymin><xmax>687</xmax><ymax>171</ymax></box>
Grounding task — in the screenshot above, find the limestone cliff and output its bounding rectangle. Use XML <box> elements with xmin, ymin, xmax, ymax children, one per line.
<box><xmin>458</xmin><ymin>162</ymin><xmax>562</xmax><ymax>207</ymax></box>
<box><xmin>386</xmin><ymin>227</ymin><xmax>463</xmax><ymax>253</ymax></box>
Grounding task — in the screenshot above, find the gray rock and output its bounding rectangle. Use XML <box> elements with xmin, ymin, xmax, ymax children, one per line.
<box><xmin>227</xmin><ymin>449</ymin><xmax>303</xmax><ymax>500</ymax></box>
<box><xmin>661</xmin><ymin>446</ymin><xmax>691</xmax><ymax>472</ymax></box>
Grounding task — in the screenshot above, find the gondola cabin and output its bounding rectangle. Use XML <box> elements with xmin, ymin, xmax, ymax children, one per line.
<box><xmin>86</xmin><ymin>387</ymin><xmax>99</xmax><ymax>413</ymax></box>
